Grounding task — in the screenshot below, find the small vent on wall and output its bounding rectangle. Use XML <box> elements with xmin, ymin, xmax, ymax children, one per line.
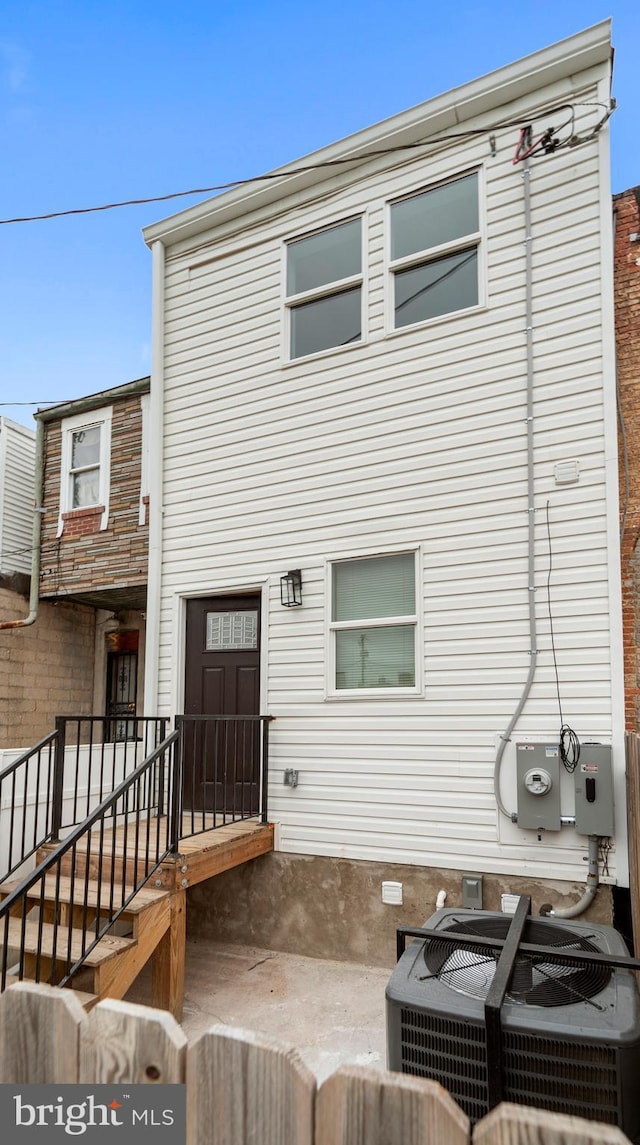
<box><xmin>554</xmin><ymin>459</ymin><xmax>580</xmax><ymax>486</ymax></box>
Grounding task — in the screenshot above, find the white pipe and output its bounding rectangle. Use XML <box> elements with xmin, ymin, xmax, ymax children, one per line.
<box><xmin>142</xmin><ymin>239</ymin><xmax>166</xmax><ymax>719</ymax></box>
<box><xmin>436</xmin><ymin>889</ymin><xmax>447</xmax><ymax>911</ymax></box>
<box><xmin>0</xmin><ymin>418</ymin><xmax>44</xmax><ymax>630</ymax></box>
<box><xmin>540</xmin><ymin>835</ymin><xmax>600</xmax><ymax>918</ymax></box>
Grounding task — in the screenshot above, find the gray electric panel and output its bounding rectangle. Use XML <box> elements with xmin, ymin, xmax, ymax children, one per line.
<box><xmin>574</xmin><ymin>743</ymin><xmax>614</xmax><ymax>836</ymax></box>
<box><xmin>516</xmin><ymin>743</ymin><xmax>561</xmax><ymax>831</ymax></box>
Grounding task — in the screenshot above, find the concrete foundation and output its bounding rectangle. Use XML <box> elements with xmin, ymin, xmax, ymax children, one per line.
<box><xmin>187</xmin><ymin>851</ymin><xmax>614</xmax><ymax>968</ymax></box>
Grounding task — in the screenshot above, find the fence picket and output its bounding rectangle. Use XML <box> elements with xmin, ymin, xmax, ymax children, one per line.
<box><xmin>0</xmin><ymin>981</ymin><xmax>85</xmax><ymax>1082</ymax></box>
<box><xmin>80</xmin><ymin>997</ymin><xmax>187</xmax><ymax>1083</ymax></box>
<box><xmin>315</xmin><ymin>1065</ymin><xmax>469</xmax><ymax>1145</ymax></box>
<box><xmin>0</xmin><ymin>989</ymin><xmax>635</xmax><ymax>1145</ymax></box>
<box><xmin>473</xmin><ymin>1102</ymin><xmax>632</xmax><ymax>1145</ymax></box>
<box><xmin>186</xmin><ymin>1024</ymin><xmax>315</xmax><ymax>1145</ymax></box>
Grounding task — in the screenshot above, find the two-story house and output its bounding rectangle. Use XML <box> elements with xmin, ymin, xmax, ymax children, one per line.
<box><xmin>143</xmin><ymin>23</ymin><xmax>623</xmax><ymax>961</ymax></box>
<box><xmin>36</xmin><ymin>377</ymin><xmax>151</xmax><ymax>735</ymax></box>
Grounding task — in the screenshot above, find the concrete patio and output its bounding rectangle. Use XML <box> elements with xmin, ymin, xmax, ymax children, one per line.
<box><xmin>127</xmin><ymin>938</ymin><xmax>390</xmax><ymax>1082</ymax></box>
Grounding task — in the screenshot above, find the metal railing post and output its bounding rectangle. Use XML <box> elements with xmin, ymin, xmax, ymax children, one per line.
<box><xmin>157</xmin><ymin>718</ymin><xmax>167</xmax><ymax>818</ymax></box>
<box><xmin>51</xmin><ymin>717</ymin><xmax>66</xmax><ymax>842</ymax></box>
<box><xmin>169</xmin><ymin>717</ymin><xmax>184</xmax><ymax>851</ymax></box>
<box><xmin>261</xmin><ymin>717</ymin><xmax>272</xmax><ymax>825</ymax></box>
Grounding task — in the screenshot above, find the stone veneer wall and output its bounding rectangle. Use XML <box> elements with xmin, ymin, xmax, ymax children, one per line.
<box><xmin>0</xmin><ymin>583</ymin><xmax>95</xmax><ymax>748</ymax></box>
<box><xmin>615</xmin><ymin>187</ymin><xmax>640</xmax><ymax>731</ymax></box>
<box><xmin>186</xmin><ymin>851</ymin><xmax>613</xmax><ymax>968</ymax></box>
<box><xmin>39</xmin><ymin>392</ymin><xmax>148</xmax><ymax>600</ymax></box>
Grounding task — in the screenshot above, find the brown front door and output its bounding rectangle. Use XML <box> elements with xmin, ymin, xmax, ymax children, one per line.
<box><xmin>184</xmin><ymin>595</ymin><xmax>261</xmax><ymax>813</ymax></box>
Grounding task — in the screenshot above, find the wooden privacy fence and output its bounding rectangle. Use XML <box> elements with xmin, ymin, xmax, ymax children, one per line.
<box><xmin>0</xmin><ymin>982</ymin><xmax>632</xmax><ymax>1145</ymax></box>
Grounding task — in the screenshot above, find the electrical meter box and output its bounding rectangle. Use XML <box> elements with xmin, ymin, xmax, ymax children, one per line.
<box><xmin>516</xmin><ymin>743</ymin><xmax>561</xmax><ymax>831</ymax></box>
<box><xmin>574</xmin><ymin>744</ymin><xmax>614</xmax><ymax>837</ymax></box>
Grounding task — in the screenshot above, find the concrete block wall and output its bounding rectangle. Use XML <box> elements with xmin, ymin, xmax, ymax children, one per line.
<box><xmin>0</xmin><ymin>584</ymin><xmax>95</xmax><ymax>748</ymax></box>
<box><xmin>615</xmin><ymin>187</ymin><xmax>640</xmax><ymax>731</ymax></box>
<box><xmin>39</xmin><ymin>392</ymin><xmax>148</xmax><ymax>599</ymax></box>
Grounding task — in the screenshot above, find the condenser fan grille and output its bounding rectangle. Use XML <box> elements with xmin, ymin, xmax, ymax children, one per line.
<box><xmin>422</xmin><ymin>915</ymin><xmax>611</xmax><ymax>1006</ymax></box>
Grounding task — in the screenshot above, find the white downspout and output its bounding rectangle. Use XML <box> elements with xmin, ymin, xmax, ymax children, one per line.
<box><xmin>143</xmin><ymin>238</ymin><xmax>166</xmax><ymax>718</ymax></box>
<box><xmin>0</xmin><ymin>418</ymin><xmax>44</xmax><ymax>630</ymax></box>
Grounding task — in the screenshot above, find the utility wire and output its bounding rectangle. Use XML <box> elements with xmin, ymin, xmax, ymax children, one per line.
<box><xmin>0</xmin><ymin>101</ymin><xmax>613</xmax><ymax>226</ymax></box>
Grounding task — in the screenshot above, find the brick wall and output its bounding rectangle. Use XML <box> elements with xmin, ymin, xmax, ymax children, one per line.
<box><xmin>615</xmin><ymin>187</ymin><xmax>640</xmax><ymax>730</ymax></box>
<box><xmin>0</xmin><ymin>586</ymin><xmax>95</xmax><ymax>748</ymax></box>
<box><xmin>39</xmin><ymin>392</ymin><xmax>148</xmax><ymax>599</ymax></box>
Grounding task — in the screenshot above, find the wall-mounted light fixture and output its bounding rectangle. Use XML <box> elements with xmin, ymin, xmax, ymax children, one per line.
<box><xmin>280</xmin><ymin>569</ymin><xmax>302</xmax><ymax>607</ymax></box>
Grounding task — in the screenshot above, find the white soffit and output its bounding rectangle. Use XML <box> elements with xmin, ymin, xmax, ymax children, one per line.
<box><xmin>142</xmin><ymin>20</ymin><xmax>612</xmax><ymax>249</ymax></box>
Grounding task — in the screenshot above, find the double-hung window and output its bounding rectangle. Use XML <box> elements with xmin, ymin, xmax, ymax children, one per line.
<box><xmin>286</xmin><ymin>218</ymin><xmax>362</xmax><ymax>359</ymax></box>
<box><xmin>330</xmin><ymin>552</ymin><xmax>418</xmax><ymax>692</ymax></box>
<box><xmin>389</xmin><ymin>172</ymin><xmax>480</xmax><ymax>329</ymax></box>
<box><xmin>57</xmin><ymin>405</ymin><xmax>112</xmax><ymax>535</ymax></box>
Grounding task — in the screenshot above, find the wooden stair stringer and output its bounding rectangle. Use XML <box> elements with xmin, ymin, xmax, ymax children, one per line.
<box><xmin>92</xmin><ymin>893</ymin><xmax>173</xmax><ymax>1004</ymax></box>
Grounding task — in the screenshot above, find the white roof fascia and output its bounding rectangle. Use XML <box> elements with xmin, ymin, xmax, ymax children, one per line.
<box><xmin>143</xmin><ymin>20</ymin><xmax>611</xmax><ymax>250</ymax></box>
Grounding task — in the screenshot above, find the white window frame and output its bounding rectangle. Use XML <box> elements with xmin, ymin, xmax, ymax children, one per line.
<box><xmin>283</xmin><ymin>215</ymin><xmax>365</xmax><ymax>363</ymax></box>
<box><xmin>386</xmin><ymin>168</ymin><xmax>484</xmax><ymax>335</ymax></box>
<box><xmin>57</xmin><ymin>405</ymin><xmax>113</xmax><ymax>536</ymax></box>
<box><xmin>326</xmin><ymin>548</ymin><xmax>422</xmax><ymax>700</ymax></box>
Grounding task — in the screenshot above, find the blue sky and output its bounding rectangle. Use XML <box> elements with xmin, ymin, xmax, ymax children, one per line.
<box><xmin>1</xmin><ymin>1</ymin><xmax>637</xmax><ymax>430</ymax></box>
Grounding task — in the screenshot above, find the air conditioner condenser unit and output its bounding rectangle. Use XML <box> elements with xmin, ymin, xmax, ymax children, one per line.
<box><xmin>386</xmin><ymin>904</ymin><xmax>640</xmax><ymax>1142</ymax></box>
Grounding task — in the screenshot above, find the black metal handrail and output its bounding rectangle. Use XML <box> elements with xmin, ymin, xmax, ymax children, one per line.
<box><xmin>176</xmin><ymin>714</ymin><xmax>273</xmax><ymax>839</ymax></box>
<box><xmin>51</xmin><ymin>716</ymin><xmax>169</xmax><ymax>840</ymax></box>
<box><xmin>0</xmin><ymin>718</ymin><xmax>168</xmax><ymax>887</ymax></box>
<box><xmin>0</xmin><ymin>728</ymin><xmax>181</xmax><ymax>991</ymax></box>
<box><xmin>0</xmin><ymin>732</ymin><xmax>57</xmax><ymax>880</ymax></box>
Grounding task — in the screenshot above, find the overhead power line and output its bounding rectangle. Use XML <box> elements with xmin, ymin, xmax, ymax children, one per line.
<box><xmin>0</xmin><ymin>102</ymin><xmax>613</xmax><ymax>226</ymax></box>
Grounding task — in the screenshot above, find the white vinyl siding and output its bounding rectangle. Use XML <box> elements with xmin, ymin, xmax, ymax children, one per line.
<box><xmin>152</xmin><ymin>54</ymin><xmax>621</xmax><ymax>883</ymax></box>
<box><xmin>0</xmin><ymin>418</ymin><xmax>36</xmax><ymax>577</ymax></box>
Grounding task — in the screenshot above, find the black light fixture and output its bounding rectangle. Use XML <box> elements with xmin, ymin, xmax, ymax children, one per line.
<box><xmin>280</xmin><ymin>569</ymin><xmax>302</xmax><ymax>607</ymax></box>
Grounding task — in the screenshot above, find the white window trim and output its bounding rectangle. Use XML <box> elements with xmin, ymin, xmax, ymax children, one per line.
<box><xmin>282</xmin><ymin>214</ymin><xmax>366</xmax><ymax>364</ymax></box>
<box><xmin>325</xmin><ymin>548</ymin><xmax>423</xmax><ymax>700</ymax></box>
<box><xmin>385</xmin><ymin>167</ymin><xmax>485</xmax><ymax>336</ymax></box>
<box><xmin>57</xmin><ymin>405</ymin><xmax>113</xmax><ymax>537</ymax></box>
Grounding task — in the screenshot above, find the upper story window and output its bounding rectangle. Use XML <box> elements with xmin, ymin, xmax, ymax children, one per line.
<box><xmin>389</xmin><ymin>172</ymin><xmax>480</xmax><ymax>329</ymax></box>
<box><xmin>286</xmin><ymin>218</ymin><xmax>362</xmax><ymax>359</ymax></box>
<box><xmin>57</xmin><ymin>406</ymin><xmax>112</xmax><ymax>536</ymax></box>
<box><xmin>70</xmin><ymin>426</ymin><xmax>101</xmax><ymax>507</ymax></box>
<box><xmin>330</xmin><ymin>551</ymin><xmax>418</xmax><ymax>694</ymax></box>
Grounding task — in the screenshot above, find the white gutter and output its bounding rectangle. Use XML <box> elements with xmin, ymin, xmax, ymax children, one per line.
<box><xmin>0</xmin><ymin>418</ymin><xmax>44</xmax><ymax>630</ymax></box>
<box><xmin>142</xmin><ymin>21</ymin><xmax>611</xmax><ymax>249</ymax></box>
<box><xmin>142</xmin><ymin>239</ymin><xmax>166</xmax><ymax>718</ymax></box>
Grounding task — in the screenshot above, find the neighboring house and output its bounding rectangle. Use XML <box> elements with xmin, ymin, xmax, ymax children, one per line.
<box><xmin>140</xmin><ymin>22</ymin><xmax>626</xmax><ymax>961</ymax></box>
<box><xmin>0</xmin><ymin>418</ymin><xmax>95</xmax><ymax>748</ymax></box>
<box><xmin>0</xmin><ymin>378</ymin><xmax>150</xmax><ymax>751</ymax></box>
<box><xmin>36</xmin><ymin>377</ymin><xmax>151</xmax><ymax>736</ymax></box>
<box><xmin>615</xmin><ymin>185</ymin><xmax>640</xmax><ymax>733</ymax></box>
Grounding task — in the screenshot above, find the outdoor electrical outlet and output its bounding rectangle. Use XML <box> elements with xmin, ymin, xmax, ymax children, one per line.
<box><xmin>283</xmin><ymin>769</ymin><xmax>299</xmax><ymax>787</ymax></box>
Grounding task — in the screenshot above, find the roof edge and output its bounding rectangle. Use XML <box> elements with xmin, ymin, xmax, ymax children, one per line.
<box><xmin>143</xmin><ymin>20</ymin><xmax>612</xmax><ymax>248</ymax></box>
<box><xmin>35</xmin><ymin>376</ymin><xmax>151</xmax><ymax>423</ymax></box>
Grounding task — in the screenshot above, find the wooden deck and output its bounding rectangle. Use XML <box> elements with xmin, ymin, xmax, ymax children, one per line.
<box><xmin>2</xmin><ymin>817</ymin><xmax>274</xmax><ymax>1020</ymax></box>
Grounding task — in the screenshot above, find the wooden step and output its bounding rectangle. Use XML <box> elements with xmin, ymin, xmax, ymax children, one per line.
<box><xmin>3</xmin><ymin>974</ymin><xmax>99</xmax><ymax>1010</ymax></box>
<box><xmin>0</xmin><ymin>875</ymin><xmax>170</xmax><ymax>914</ymax></box>
<box><xmin>36</xmin><ymin>845</ymin><xmax>176</xmax><ymax>890</ymax></box>
<box><xmin>2</xmin><ymin>918</ymin><xmax>134</xmax><ymax>967</ymax></box>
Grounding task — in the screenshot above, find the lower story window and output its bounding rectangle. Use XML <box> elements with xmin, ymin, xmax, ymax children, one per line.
<box><xmin>331</xmin><ymin>552</ymin><xmax>417</xmax><ymax>691</ymax></box>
